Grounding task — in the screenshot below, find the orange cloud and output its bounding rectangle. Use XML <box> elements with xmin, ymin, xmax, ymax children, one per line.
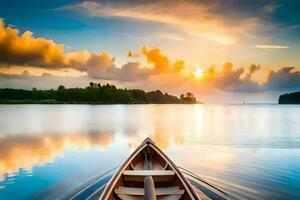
<box><xmin>0</xmin><ymin>19</ymin><xmax>153</xmax><ymax>82</ymax></box>
<box><xmin>0</xmin><ymin>20</ymin><xmax>65</xmax><ymax>68</ymax></box>
<box><xmin>141</xmin><ymin>46</ymin><xmax>170</xmax><ymax>72</ymax></box>
<box><xmin>140</xmin><ymin>45</ymin><xmax>186</xmax><ymax>73</ymax></box>
<box><xmin>0</xmin><ymin>18</ymin><xmax>299</xmax><ymax>101</ymax></box>
<box><xmin>128</xmin><ymin>50</ymin><xmax>139</xmax><ymax>58</ymax></box>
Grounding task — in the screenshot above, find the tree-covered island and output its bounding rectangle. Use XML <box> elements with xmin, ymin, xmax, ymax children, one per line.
<box><xmin>278</xmin><ymin>91</ymin><xmax>300</xmax><ymax>104</ymax></box>
<box><xmin>0</xmin><ymin>82</ymin><xmax>201</xmax><ymax>104</ymax></box>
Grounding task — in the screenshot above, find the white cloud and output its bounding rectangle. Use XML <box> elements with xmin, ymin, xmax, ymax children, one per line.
<box><xmin>252</xmin><ymin>45</ymin><xmax>290</xmax><ymax>49</ymax></box>
<box><xmin>67</xmin><ymin>0</ymin><xmax>262</xmax><ymax>45</ymax></box>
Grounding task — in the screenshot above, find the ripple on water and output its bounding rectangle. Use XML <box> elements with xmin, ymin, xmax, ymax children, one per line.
<box><xmin>0</xmin><ymin>104</ymin><xmax>300</xmax><ymax>199</ymax></box>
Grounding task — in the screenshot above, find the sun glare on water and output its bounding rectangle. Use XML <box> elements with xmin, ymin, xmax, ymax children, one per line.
<box><xmin>193</xmin><ymin>68</ymin><xmax>203</xmax><ymax>78</ymax></box>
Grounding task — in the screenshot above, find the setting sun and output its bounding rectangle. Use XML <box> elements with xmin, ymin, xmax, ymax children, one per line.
<box><xmin>0</xmin><ymin>1</ymin><xmax>300</xmax><ymax>199</ymax></box>
<box><xmin>193</xmin><ymin>68</ymin><xmax>203</xmax><ymax>78</ymax></box>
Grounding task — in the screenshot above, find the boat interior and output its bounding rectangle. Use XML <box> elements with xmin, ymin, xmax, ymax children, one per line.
<box><xmin>101</xmin><ymin>139</ymin><xmax>198</xmax><ymax>200</ymax></box>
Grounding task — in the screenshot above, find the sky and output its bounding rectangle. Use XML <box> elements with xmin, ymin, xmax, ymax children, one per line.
<box><xmin>0</xmin><ymin>0</ymin><xmax>300</xmax><ymax>103</ymax></box>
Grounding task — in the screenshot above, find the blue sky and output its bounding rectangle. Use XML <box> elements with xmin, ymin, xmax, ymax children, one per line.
<box><xmin>0</xmin><ymin>0</ymin><xmax>300</xmax><ymax>102</ymax></box>
<box><xmin>2</xmin><ymin>0</ymin><xmax>299</xmax><ymax>62</ymax></box>
<box><xmin>1</xmin><ymin>0</ymin><xmax>300</xmax><ymax>65</ymax></box>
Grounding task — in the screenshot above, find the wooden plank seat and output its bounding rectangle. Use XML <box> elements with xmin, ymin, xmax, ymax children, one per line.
<box><xmin>115</xmin><ymin>195</ymin><xmax>142</xmax><ymax>200</ymax></box>
<box><xmin>115</xmin><ymin>186</ymin><xmax>185</xmax><ymax>196</ymax></box>
<box><xmin>123</xmin><ymin>170</ymin><xmax>175</xmax><ymax>182</ymax></box>
<box><xmin>100</xmin><ymin>138</ymin><xmax>201</xmax><ymax>200</ymax></box>
<box><xmin>116</xmin><ymin>194</ymin><xmax>183</xmax><ymax>200</ymax></box>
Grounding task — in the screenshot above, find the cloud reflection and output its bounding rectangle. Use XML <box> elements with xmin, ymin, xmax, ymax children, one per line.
<box><xmin>0</xmin><ymin>132</ymin><xmax>112</xmax><ymax>181</ymax></box>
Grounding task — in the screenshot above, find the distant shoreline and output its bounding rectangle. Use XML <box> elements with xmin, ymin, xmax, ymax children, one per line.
<box><xmin>0</xmin><ymin>99</ymin><xmax>203</xmax><ymax>105</ymax></box>
<box><xmin>0</xmin><ymin>82</ymin><xmax>203</xmax><ymax>105</ymax></box>
<box><xmin>278</xmin><ymin>91</ymin><xmax>300</xmax><ymax>104</ymax></box>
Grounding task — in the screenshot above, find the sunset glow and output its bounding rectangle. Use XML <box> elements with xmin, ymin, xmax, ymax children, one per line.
<box><xmin>0</xmin><ymin>2</ymin><xmax>299</xmax><ymax>199</ymax></box>
<box><xmin>193</xmin><ymin>68</ymin><xmax>203</xmax><ymax>78</ymax></box>
<box><xmin>0</xmin><ymin>0</ymin><xmax>299</xmax><ymax>103</ymax></box>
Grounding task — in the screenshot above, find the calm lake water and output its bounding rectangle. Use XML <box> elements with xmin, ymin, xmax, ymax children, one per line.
<box><xmin>0</xmin><ymin>104</ymin><xmax>300</xmax><ymax>199</ymax></box>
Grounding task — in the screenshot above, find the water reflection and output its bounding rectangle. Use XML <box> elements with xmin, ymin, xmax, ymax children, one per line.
<box><xmin>0</xmin><ymin>132</ymin><xmax>113</xmax><ymax>182</ymax></box>
<box><xmin>0</xmin><ymin>105</ymin><xmax>300</xmax><ymax>199</ymax></box>
<box><xmin>0</xmin><ymin>128</ymin><xmax>199</xmax><ymax>183</ymax></box>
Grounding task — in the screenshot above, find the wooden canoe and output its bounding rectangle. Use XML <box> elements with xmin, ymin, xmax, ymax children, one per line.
<box><xmin>99</xmin><ymin>137</ymin><xmax>201</xmax><ymax>200</ymax></box>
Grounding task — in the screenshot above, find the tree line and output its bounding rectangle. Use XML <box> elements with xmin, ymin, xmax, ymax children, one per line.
<box><xmin>278</xmin><ymin>91</ymin><xmax>300</xmax><ymax>104</ymax></box>
<box><xmin>0</xmin><ymin>82</ymin><xmax>199</xmax><ymax>104</ymax></box>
